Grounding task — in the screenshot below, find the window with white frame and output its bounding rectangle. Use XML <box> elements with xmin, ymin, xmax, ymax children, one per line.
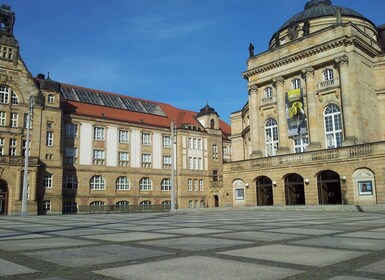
<box><xmin>139</xmin><ymin>177</ymin><xmax>152</xmax><ymax>191</ymax></box>
<box><xmin>163</xmin><ymin>135</ymin><xmax>171</xmax><ymax>148</ymax></box>
<box><xmin>93</xmin><ymin>149</ymin><xmax>105</xmax><ymax>165</ymax></box>
<box><xmin>193</xmin><ymin>138</ymin><xmax>197</xmax><ymax>149</ymax></box>
<box><xmin>265</xmin><ymin>118</ymin><xmax>278</xmax><ymax>156</ymax></box>
<box><xmin>119</xmin><ymin>130</ymin><xmax>129</xmax><ymax>143</ymax></box>
<box><xmin>48</xmin><ymin>94</ymin><xmax>54</xmax><ymax>103</ymax></box>
<box><xmin>140</xmin><ymin>200</ymin><xmax>152</xmax><ymax>209</ymax></box>
<box><xmin>43</xmin><ymin>174</ymin><xmax>53</xmax><ymax>188</ymax></box>
<box><xmin>64</xmin><ymin>147</ymin><xmax>77</xmax><ymax>163</ymax></box>
<box><xmin>65</xmin><ymin>123</ymin><xmax>77</xmax><ymax>137</ymax></box>
<box><xmin>116</xmin><ymin>200</ymin><xmax>130</xmax><ymax>211</ymax></box>
<box><xmin>188</xmin><ymin>179</ymin><xmax>192</xmax><ymax>191</ymax></box>
<box><xmin>46</xmin><ymin>131</ymin><xmax>53</xmax><ymax>146</ymax></box>
<box><xmin>141</xmin><ymin>133</ymin><xmax>151</xmax><ymax>146</ymax></box>
<box><xmin>43</xmin><ymin>200</ymin><xmax>51</xmax><ymax>211</ymax></box>
<box><xmin>193</xmin><ymin>157</ymin><xmax>197</xmax><ymax>170</ymax></box>
<box><xmin>90</xmin><ymin>201</ymin><xmax>104</xmax><ymax>212</ymax></box>
<box><xmin>0</xmin><ymin>85</ymin><xmax>10</xmax><ymax>103</ymax></box>
<box><xmin>11</xmin><ymin>92</ymin><xmax>18</xmax><ymax>105</ymax></box>
<box><xmin>197</xmin><ymin>139</ymin><xmax>202</xmax><ymax>150</ymax></box>
<box><xmin>188</xmin><ymin>157</ymin><xmax>193</xmax><ymax>169</ymax></box>
<box><xmin>198</xmin><ymin>158</ymin><xmax>202</xmax><ymax>170</ymax></box>
<box><xmin>293</xmin><ymin>136</ymin><xmax>309</xmax><ymax>153</ymax></box>
<box><xmin>199</xmin><ymin>179</ymin><xmax>203</xmax><ymax>191</ymax></box>
<box><xmin>223</xmin><ymin>146</ymin><xmax>230</xmax><ymax>156</ymax></box>
<box><xmin>10</xmin><ymin>112</ymin><xmax>18</xmax><ymax>127</ymax></box>
<box><xmin>94</xmin><ymin>127</ymin><xmax>105</xmax><ymax>141</ymax></box>
<box><xmin>212</xmin><ymin>144</ymin><xmax>218</xmax><ymax>162</ymax></box>
<box><xmin>63</xmin><ymin>174</ymin><xmax>78</xmax><ymax>189</ymax></box>
<box><xmin>90</xmin><ymin>175</ymin><xmax>105</xmax><ymax>190</ymax></box>
<box><xmin>118</xmin><ymin>152</ymin><xmax>129</xmax><ymax>166</ymax></box>
<box><xmin>291</xmin><ymin>78</ymin><xmax>301</xmax><ymax>90</ymax></box>
<box><xmin>0</xmin><ymin>138</ymin><xmax>3</xmax><ymax>155</ymax></box>
<box><xmin>0</xmin><ymin>111</ymin><xmax>5</xmax><ymax>126</ymax></box>
<box><xmin>163</xmin><ymin>155</ymin><xmax>171</xmax><ymax>169</ymax></box>
<box><xmin>323</xmin><ymin>69</ymin><xmax>334</xmax><ymax>81</ymax></box>
<box><xmin>188</xmin><ymin>138</ymin><xmax>193</xmax><ymax>149</ymax></box>
<box><xmin>324</xmin><ymin>104</ymin><xmax>343</xmax><ymax>148</ymax></box>
<box><xmin>116</xmin><ymin>176</ymin><xmax>130</xmax><ymax>190</ymax></box>
<box><xmin>264</xmin><ymin>87</ymin><xmax>273</xmax><ymax>98</ymax></box>
<box><xmin>161</xmin><ymin>178</ymin><xmax>171</xmax><ymax>191</ymax></box>
<box><xmin>9</xmin><ymin>138</ymin><xmax>16</xmax><ymax>156</ymax></box>
<box><xmin>194</xmin><ymin>179</ymin><xmax>198</xmax><ymax>191</ymax></box>
<box><xmin>142</xmin><ymin>153</ymin><xmax>152</xmax><ymax>168</ymax></box>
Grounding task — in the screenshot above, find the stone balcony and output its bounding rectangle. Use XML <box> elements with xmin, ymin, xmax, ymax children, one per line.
<box><xmin>316</xmin><ymin>78</ymin><xmax>340</xmax><ymax>92</ymax></box>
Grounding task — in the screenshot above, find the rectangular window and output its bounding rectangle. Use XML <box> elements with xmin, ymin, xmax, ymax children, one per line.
<box><xmin>235</xmin><ymin>189</ymin><xmax>245</xmax><ymax>200</ymax></box>
<box><xmin>188</xmin><ymin>157</ymin><xmax>193</xmax><ymax>169</ymax></box>
<box><xmin>0</xmin><ymin>137</ymin><xmax>3</xmax><ymax>155</ymax></box>
<box><xmin>193</xmin><ymin>157</ymin><xmax>197</xmax><ymax>170</ymax></box>
<box><xmin>198</xmin><ymin>158</ymin><xmax>202</xmax><ymax>170</ymax></box>
<box><xmin>119</xmin><ymin>130</ymin><xmax>129</xmax><ymax>143</ymax></box>
<box><xmin>142</xmin><ymin>153</ymin><xmax>152</xmax><ymax>168</ymax></box>
<box><xmin>213</xmin><ymin>170</ymin><xmax>218</xmax><ymax>182</ymax></box>
<box><xmin>94</xmin><ymin>127</ymin><xmax>105</xmax><ymax>141</ymax></box>
<box><xmin>118</xmin><ymin>152</ymin><xmax>129</xmax><ymax>166</ymax></box>
<box><xmin>163</xmin><ymin>155</ymin><xmax>171</xmax><ymax>169</ymax></box>
<box><xmin>64</xmin><ymin>147</ymin><xmax>77</xmax><ymax>163</ymax></box>
<box><xmin>193</xmin><ymin>138</ymin><xmax>197</xmax><ymax>149</ymax></box>
<box><xmin>65</xmin><ymin>123</ymin><xmax>77</xmax><ymax>137</ymax></box>
<box><xmin>197</xmin><ymin>139</ymin><xmax>202</xmax><ymax>150</ymax></box>
<box><xmin>142</xmin><ymin>133</ymin><xmax>151</xmax><ymax>146</ymax></box>
<box><xmin>43</xmin><ymin>174</ymin><xmax>53</xmax><ymax>188</ymax></box>
<box><xmin>46</xmin><ymin>131</ymin><xmax>53</xmax><ymax>146</ymax></box>
<box><xmin>293</xmin><ymin>136</ymin><xmax>308</xmax><ymax>153</ymax></box>
<box><xmin>199</xmin><ymin>179</ymin><xmax>203</xmax><ymax>191</ymax></box>
<box><xmin>0</xmin><ymin>86</ymin><xmax>9</xmax><ymax>103</ymax></box>
<box><xmin>188</xmin><ymin>179</ymin><xmax>192</xmax><ymax>191</ymax></box>
<box><xmin>48</xmin><ymin>94</ymin><xmax>54</xmax><ymax>103</ymax></box>
<box><xmin>63</xmin><ymin>174</ymin><xmax>78</xmax><ymax>189</ymax></box>
<box><xmin>188</xmin><ymin>138</ymin><xmax>193</xmax><ymax>149</ymax></box>
<box><xmin>43</xmin><ymin>200</ymin><xmax>51</xmax><ymax>211</ymax></box>
<box><xmin>163</xmin><ymin>135</ymin><xmax>171</xmax><ymax>148</ymax></box>
<box><xmin>10</xmin><ymin>112</ymin><xmax>18</xmax><ymax>127</ymax></box>
<box><xmin>194</xmin><ymin>179</ymin><xmax>198</xmax><ymax>191</ymax></box>
<box><xmin>0</xmin><ymin>111</ymin><xmax>5</xmax><ymax>126</ymax></box>
<box><xmin>9</xmin><ymin>138</ymin><xmax>16</xmax><ymax>156</ymax></box>
<box><xmin>93</xmin><ymin>149</ymin><xmax>105</xmax><ymax>165</ymax></box>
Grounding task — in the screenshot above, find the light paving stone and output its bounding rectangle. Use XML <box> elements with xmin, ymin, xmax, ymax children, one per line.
<box><xmin>262</xmin><ymin>227</ymin><xmax>341</xmax><ymax>235</ymax></box>
<box><xmin>0</xmin><ymin>233</ymin><xmax>50</xmax><ymax>240</ymax></box>
<box><xmin>93</xmin><ymin>256</ymin><xmax>302</xmax><ymax>280</ymax></box>
<box><xmin>157</xmin><ymin>227</ymin><xmax>230</xmax><ymax>235</ymax></box>
<box><xmin>338</xmin><ymin>231</ymin><xmax>385</xmax><ymax>239</ymax></box>
<box><xmin>82</xmin><ymin>232</ymin><xmax>176</xmax><ymax>242</ymax></box>
<box><xmin>219</xmin><ymin>244</ymin><xmax>367</xmax><ymax>267</ymax></box>
<box><xmin>328</xmin><ymin>276</ymin><xmax>377</xmax><ymax>280</ymax></box>
<box><xmin>22</xmin><ymin>245</ymin><xmax>172</xmax><ymax>267</ymax></box>
<box><xmin>0</xmin><ymin>237</ymin><xmax>98</xmax><ymax>251</ymax></box>
<box><xmin>215</xmin><ymin>231</ymin><xmax>299</xmax><ymax>242</ymax></box>
<box><xmin>115</xmin><ymin>225</ymin><xmax>179</xmax><ymax>231</ymax></box>
<box><xmin>290</xmin><ymin>236</ymin><xmax>385</xmax><ymax>251</ymax></box>
<box><xmin>49</xmin><ymin>228</ymin><xmax>124</xmax><ymax>236</ymax></box>
<box><xmin>358</xmin><ymin>259</ymin><xmax>385</xmax><ymax>274</ymax></box>
<box><xmin>369</xmin><ymin>227</ymin><xmax>385</xmax><ymax>232</ymax></box>
<box><xmin>139</xmin><ymin>236</ymin><xmax>252</xmax><ymax>251</ymax></box>
<box><xmin>0</xmin><ymin>258</ymin><xmax>38</xmax><ymax>276</ymax></box>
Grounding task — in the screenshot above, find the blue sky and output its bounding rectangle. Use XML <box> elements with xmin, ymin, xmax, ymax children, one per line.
<box><xmin>7</xmin><ymin>0</ymin><xmax>385</xmax><ymax>122</ymax></box>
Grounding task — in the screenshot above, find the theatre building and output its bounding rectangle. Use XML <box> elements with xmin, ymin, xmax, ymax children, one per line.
<box><xmin>0</xmin><ymin>4</ymin><xmax>231</xmax><ymax>215</ymax></box>
<box><xmin>224</xmin><ymin>0</ymin><xmax>385</xmax><ymax>207</ymax></box>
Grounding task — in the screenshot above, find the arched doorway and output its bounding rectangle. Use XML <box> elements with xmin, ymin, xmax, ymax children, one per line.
<box><xmin>0</xmin><ymin>180</ymin><xmax>8</xmax><ymax>215</ymax></box>
<box><xmin>214</xmin><ymin>195</ymin><xmax>219</xmax><ymax>207</ymax></box>
<box><xmin>256</xmin><ymin>176</ymin><xmax>273</xmax><ymax>206</ymax></box>
<box><xmin>318</xmin><ymin>170</ymin><xmax>342</xmax><ymax>204</ymax></box>
<box><xmin>285</xmin><ymin>173</ymin><xmax>305</xmax><ymax>205</ymax></box>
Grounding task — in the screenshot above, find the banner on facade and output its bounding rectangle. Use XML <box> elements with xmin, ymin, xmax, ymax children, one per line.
<box><xmin>285</xmin><ymin>88</ymin><xmax>307</xmax><ymax>137</ymax></box>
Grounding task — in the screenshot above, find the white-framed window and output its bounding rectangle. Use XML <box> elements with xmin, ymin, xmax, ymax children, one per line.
<box><xmin>9</xmin><ymin>138</ymin><xmax>16</xmax><ymax>156</ymax></box>
<box><xmin>65</xmin><ymin>123</ymin><xmax>77</xmax><ymax>137</ymax></box>
<box><xmin>291</xmin><ymin>78</ymin><xmax>301</xmax><ymax>90</ymax></box>
<box><xmin>139</xmin><ymin>177</ymin><xmax>152</xmax><ymax>191</ymax></box>
<box><xmin>116</xmin><ymin>200</ymin><xmax>130</xmax><ymax>211</ymax></box>
<box><xmin>293</xmin><ymin>136</ymin><xmax>309</xmax><ymax>153</ymax></box>
<box><xmin>11</xmin><ymin>92</ymin><xmax>18</xmax><ymax>105</ymax></box>
<box><xmin>0</xmin><ymin>111</ymin><xmax>5</xmax><ymax>126</ymax></box>
<box><xmin>235</xmin><ymin>189</ymin><xmax>245</xmax><ymax>200</ymax></box>
<box><xmin>43</xmin><ymin>200</ymin><xmax>51</xmax><ymax>211</ymax></box>
<box><xmin>212</xmin><ymin>144</ymin><xmax>218</xmax><ymax>162</ymax></box>
<box><xmin>142</xmin><ymin>133</ymin><xmax>151</xmax><ymax>146</ymax></box>
<box><xmin>119</xmin><ymin>130</ymin><xmax>129</xmax><ymax>143</ymax></box>
<box><xmin>188</xmin><ymin>157</ymin><xmax>193</xmax><ymax>169</ymax></box>
<box><xmin>63</xmin><ymin>174</ymin><xmax>78</xmax><ymax>189</ymax></box>
<box><xmin>198</xmin><ymin>158</ymin><xmax>202</xmax><ymax>170</ymax></box>
<box><xmin>188</xmin><ymin>179</ymin><xmax>192</xmax><ymax>191</ymax></box>
<box><xmin>43</xmin><ymin>174</ymin><xmax>53</xmax><ymax>188</ymax></box>
<box><xmin>116</xmin><ymin>176</ymin><xmax>130</xmax><ymax>190</ymax></box>
<box><xmin>140</xmin><ymin>200</ymin><xmax>152</xmax><ymax>209</ymax></box>
<box><xmin>118</xmin><ymin>152</ymin><xmax>129</xmax><ymax>166</ymax></box>
<box><xmin>194</xmin><ymin>179</ymin><xmax>198</xmax><ymax>191</ymax></box>
<box><xmin>264</xmin><ymin>87</ymin><xmax>273</xmax><ymax>98</ymax></box>
<box><xmin>161</xmin><ymin>178</ymin><xmax>171</xmax><ymax>191</ymax></box>
<box><xmin>193</xmin><ymin>138</ymin><xmax>197</xmax><ymax>149</ymax></box>
<box><xmin>265</xmin><ymin>118</ymin><xmax>278</xmax><ymax>156</ymax></box>
<box><xmin>199</xmin><ymin>179</ymin><xmax>203</xmax><ymax>191</ymax></box>
<box><xmin>48</xmin><ymin>94</ymin><xmax>54</xmax><ymax>103</ymax></box>
<box><xmin>94</xmin><ymin>127</ymin><xmax>105</xmax><ymax>141</ymax></box>
<box><xmin>163</xmin><ymin>155</ymin><xmax>171</xmax><ymax>169</ymax></box>
<box><xmin>323</xmin><ymin>69</ymin><xmax>334</xmax><ymax>81</ymax></box>
<box><xmin>0</xmin><ymin>85</ymin><xmax>10</xmax><ymax>103</ymax></box>
<box><xmin>188</xmin><ymin>138</ymin><xmax>193</xmax><ymax>149</ymax></box>
<box><xmin>46</xmin><ymin>131</ymin><xmax>53</xmax><ymax>146</ymax></box>
<box><xmin>0</xmin><ymin>137</ymin><xmax>4</xmax><ymax>155</ymax></box>
<box><xmin>93</xmin><ymin>149</ymin><xmax>105</xmax><ymax>165</ymax></box>
<box><xmin>142</xmin><ymin>153</ymin><xmax>152</xmax><ymax>168</ymax></box>
<box><xmin>64</xmin><ymin>147</ymin><xmax>77</xmax><ymax>163</ymax></box>
<box><xmin>163</xmin><ymin>135</ymin><xmax>171</xmax><ymax>148</ymax></box>
<box><xmin>90</xmin><ymin>175</ymin><xmax>105</xmax><ymax>190</ymax></box>
<box><xmin>324</xmin><ymin>104</ymin><xmax>343</xmax><ymax>148</ymax></box>
<box><xmin>90</xmin><ymin>201</ymin><xmax>104</xmax><ymax>212</ymax></box>
<box><xmin>197</xmin><ymin>139</ymin><xmax>202</xmax><ymax>150</ymax></box>
<box><xmin>10</xmin><ymin>112</ymin><xmax>18</xmax><ymax>127</ymax></box>
<box><xmin>193</xmin><ymin>157</ymin><xmax>197</xmax><ymax>170</ymax></box>
<box><xmin>223</xmin><ymin>146</ymin><xmax>230</xmax><ymax>156</ymax></box>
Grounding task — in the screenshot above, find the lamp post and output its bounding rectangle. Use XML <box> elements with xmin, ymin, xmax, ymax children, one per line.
<box><xmin>21</xmin><ymin>95</ymin><xmax>34</xmax><ymax>217</ymax></box>
<box><xmin>170</xmin><ymin>121</ymin><xmax>176</xmax><ymax>212</ymax></box>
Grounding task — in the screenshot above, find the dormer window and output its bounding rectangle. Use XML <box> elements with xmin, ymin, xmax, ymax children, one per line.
<box><xmin>48</xmin><ymin>94</ymin><xmax>54</xmax><ymax>103</ymax></box>
<box><xmin>210</xmin><ymin>119</ymin><xmax>215</xmax><ymax>129</ymax></box>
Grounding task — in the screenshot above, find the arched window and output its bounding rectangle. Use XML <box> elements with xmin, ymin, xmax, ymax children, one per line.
<box><xmin>139</xmin><ymin>177</ymin><xmax>152</xmax><ymax>191</ymax></box>
<box><xmin>116</xmin><ymin>176</ymin><xmax>130</xmax><ymax>190</ymax></box>
<box><xmin>324</xmin><ymin>104</ymin><xmax>343</xmax><ymax>148</ymax></box>
<box><xmin>11</xmin><ymin>91</ymin><xmax>18</xmax><ymax>105</ymax></box>
<box><xmin>140</xmin><ymin>200</ymin><xmax>152</xmax><ymax>210</ymax></box>
<box><xmin>323</xmin><ymin>69</ymin><xmax>334</xmax><ymax>81</ymax></box>
<box><xmin>264</xmin><ymin>87</ymin><xmax>273</xmax><ymax>98</ymax></box>
<box><xmin>291</xmin><ymin>78</ymin><xmax>301</xmax><ymax>90</ymax></box>
<box><xmin>90</xmin><ymin>175</ymin><xmax>105</xmax><ymax>190</ymax></box>
<box><xmin>90</xmin><ymin>201</ymin><xmax>104</xmax><ymax>213</ymax></box>
<box><xmin>161</xmin><ymin>178</ymin><xmax>171</xmax><ymax>191</ymax></box>
<box><xmin>116</xmin><ymin>200</ymin><xmax>130</xmax><ymax>211</ymax></box>
<box><xmin>265</xmin><ymin>118</ymin><xmax>278</xmax><ymax>156</ymax></box>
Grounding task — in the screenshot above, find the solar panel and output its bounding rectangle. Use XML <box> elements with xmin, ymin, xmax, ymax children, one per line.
<box><xmin>60</xmin><ymin>85</ymin><xmax>167</xmax><ymax>117</ymax></box>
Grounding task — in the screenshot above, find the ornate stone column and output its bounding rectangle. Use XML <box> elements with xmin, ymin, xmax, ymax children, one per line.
<box><xmin>249</xmin><ymin>85</ymin><xmax>262</xmax><ymax>158</ymax></box>
<box><xmin>303</xmin><ymin>67</ymin><xmax>321</xmax><ymax>150</ymax></box>
<box><xmin>335</xmin><ymin>55</ymin><xmax>357</xmax><ymax>145</ymax></box>
<box><xmin>274</xmin><ymin>77</ymin><xmax>290</xmax><ymax>153</ymax></box>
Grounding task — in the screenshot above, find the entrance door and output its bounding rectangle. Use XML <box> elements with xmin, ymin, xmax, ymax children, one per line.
<box><xmin>318</xmin><ymin>171</ymin><xmax>342</xmax><ymax>204</ymax></box>
<box><xmin>256</xmin><ymin>176</ymin><xmax>273</xmax><ymax>206</ymax></box>
<box><xmin>0</xmin><ymin>180</ymin><xmax>8</xmax><ymax>215</ymax></box>
<box><xmin>214</xmin><ymin>195</ymin><xmax>219</xmax><ymax>207</ymax></box>
<box><xmin>285</xmin><ymin>174</ymin><xmax>305</xmax><ymax>205</ymax></box>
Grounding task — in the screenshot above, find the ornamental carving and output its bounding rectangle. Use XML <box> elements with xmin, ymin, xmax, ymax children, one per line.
<box><xmin>248</xmin><ymin>85</ymin><xmax>258</xmax><ymax>95</ymax></box>
<box><xmin>335</xmin><ymin>55</ymin><xmax>349</xmax><ymax>67</ymax></box>
<box><xmin>273</xmin><ymin>76</ymin><xmax>284</xmax><ymax>87</ymax></box>
<box><xmin>0</xmin><ymin>74</ymin><xmax>11</xmax><ymax>84</ymax></box>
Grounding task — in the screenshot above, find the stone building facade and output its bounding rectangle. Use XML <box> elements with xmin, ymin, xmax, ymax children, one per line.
<box><xmin>0</xmin><ymin>4</ymin><xmax>231</xmax><ymax>215</ymax></box>
<box><xmin>223</xmin><ymin>0</ymin><xmax>385</xmax><ymax>207</ymax></box>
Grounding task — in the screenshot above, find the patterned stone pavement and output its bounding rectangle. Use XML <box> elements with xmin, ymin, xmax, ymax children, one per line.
<box><xmin>1</xmin><ymin>208</ymin><xmax>385</xmax><ymax>279</ymax></box>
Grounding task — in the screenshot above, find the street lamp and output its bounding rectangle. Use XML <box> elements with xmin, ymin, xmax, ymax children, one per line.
<box><xmin>170</xmin><ymin>121</ymin><xmax>176</xmax><ymax>212</ymax></box>
<box><xmin>21</xmin><ymin>95</ymin><xmax>35</xmax><ymax>217</ymax></box>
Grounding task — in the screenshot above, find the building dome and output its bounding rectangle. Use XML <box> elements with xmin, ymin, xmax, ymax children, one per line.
<box><xmin>278</xmin><ymin>0</ymin><xmax>372</xmax><ymax>32</ymax></box>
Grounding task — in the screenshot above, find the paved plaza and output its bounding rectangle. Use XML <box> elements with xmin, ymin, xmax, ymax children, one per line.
<box><xmin>1</xmin><ymin>208</ymin><xmax>385</xmax><ymax>279</ymax></box>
